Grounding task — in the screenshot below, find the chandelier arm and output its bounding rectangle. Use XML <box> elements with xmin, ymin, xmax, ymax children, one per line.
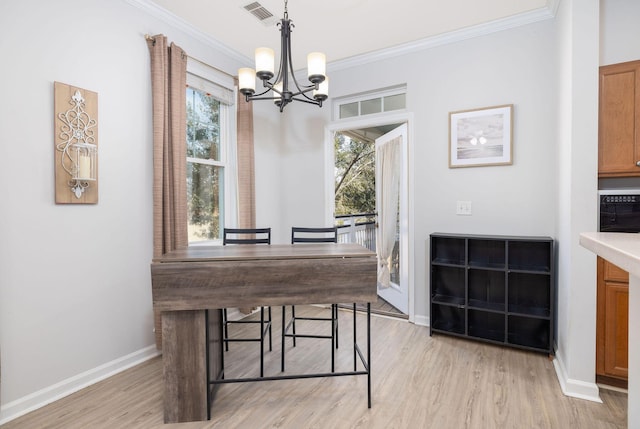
<box><xmin>246</xmin><ymin>95</ymin><xmax>285</xmax><ymax>102</ymax></box>
<box><xmin>285</xmin><ymin>26</ymin><xmax>322</xmax><ymax>103</ymax></box>
<box><xmin>280</xmin><ymin>17</ymin><xmax>291</xmax><ymax>98</ymax></box>
<box><xmin>271</xmin><ymin>21</ymin><xmax>285</xmax><ymax>87</ymax></box>
<box><xmin>290</xmin><ymin>96</ymin><xmax>322</xmax><ymax>107</ymax></box>
<box><xmin>287</xmin><ymin>48</ymin><xmax>315</xmax><ymax>98</ymax></box>
<box><xmin>250</xmin><ymin>79</ymin><xmax>281</xmax><ymax>99</ymax></box>
<box><xmin>245</xmin><ymin>88</ymin><xmax>273</xmax><ymax>101</ymax></box>
<box><xmin>287</xmin><ymin>83</ymin><xmax>319</xmax><ymax>100</ymax></box>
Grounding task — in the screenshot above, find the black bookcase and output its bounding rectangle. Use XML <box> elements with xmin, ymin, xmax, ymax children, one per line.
<box><xmin>429</xmin><ymin>233</ymin><xmax>554</xmax><ymax>355</ymax></box>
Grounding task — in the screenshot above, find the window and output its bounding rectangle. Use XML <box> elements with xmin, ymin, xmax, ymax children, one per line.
<box><xmin>334</xmin><ymin>85</ymin><xmax>407</xmax><ymax>120</ymax></box>
<box><xmin>186</xmin><ymin>62</ymin><xmax>236</xmax><ymax>244</ymax></box>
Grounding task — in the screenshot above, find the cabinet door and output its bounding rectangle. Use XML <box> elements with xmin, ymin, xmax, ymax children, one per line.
<box><xmin>603</xmin><ymin>281</ymin><xmax>629</xmax><ymax>378</ymax></box>
<box><xmin>604</xmin><ymin>259</ymin><xmax>629</xmax><ymax>282</ymax></box>
<box><xmin>596</xmin><ymin>257</ymin><xmax>629</xmax><ymax>381</ymax></box>
<box><xmin>598</xmin><ymin>60</ymin><xmax>640</xmax><ymax>177</ymax></box>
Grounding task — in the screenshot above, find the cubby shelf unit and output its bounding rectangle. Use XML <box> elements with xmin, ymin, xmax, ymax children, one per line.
<box><xmin>429</xmin><ymin>233</ymin><xmax>555</xmax><ymax>355</ymax></box>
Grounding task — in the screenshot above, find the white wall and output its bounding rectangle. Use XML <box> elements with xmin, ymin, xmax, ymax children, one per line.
<box><xmin>0</xmin><ymin>0</ymin><xmax>246</xmax><ymax>422</ymax></box>
<box><xmin>253</xmin><ymin>105</ymin><xmax>302</xmax><ymax>245</ymax></box>
<box><xmin>600</xmin><ymin>0</ymin><xmax>640</xmax><ymax>66</ymax></box>
<box><xmin>268</xmin><ymin>107</ymin><xmax>332</xmax><ymax>244</ymax></box>
<box><xmin>268</xmin><ymin>19</ymin><xmax>559</xmax><ymax>320</ymax></box>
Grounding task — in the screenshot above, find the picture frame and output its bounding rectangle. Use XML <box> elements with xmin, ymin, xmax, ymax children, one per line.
<box><xmin>449</xmin><ymin>104</ymin><xmax>513</xmax><ymax>168</ymax></box>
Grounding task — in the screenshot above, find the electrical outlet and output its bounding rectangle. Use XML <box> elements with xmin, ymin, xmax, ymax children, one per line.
<box><xmin>456</xmin><ymin>200</ymin><xmax>472</xmax><ymax>215</ymax></box>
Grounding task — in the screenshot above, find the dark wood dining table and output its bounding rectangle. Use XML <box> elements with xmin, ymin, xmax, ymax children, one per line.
<box><xmin>151</xmin><ymin>243</ymin><xmax>377</xmax><ymax>423</ymax></box>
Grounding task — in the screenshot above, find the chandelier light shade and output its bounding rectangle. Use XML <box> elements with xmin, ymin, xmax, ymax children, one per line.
<box><xmin>238</xmin><ymin>0</ymin><xmax>328</xmax><ymax>112</ymax></box>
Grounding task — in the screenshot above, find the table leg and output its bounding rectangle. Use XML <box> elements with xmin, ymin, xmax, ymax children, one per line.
<box><xmin>353</xmin><ymin>303</ymin><xmax>357</xmax><ymax>371</ymax></box>
<box><xmin>162</xmin><ymin>310</ymin><xmax>208</xmax><ymax>423</ymax></box>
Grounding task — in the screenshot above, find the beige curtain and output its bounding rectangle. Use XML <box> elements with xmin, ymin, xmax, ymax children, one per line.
<box><xmin>235</xmin><ymin>78</ymin><xmax>256</xmax><ymax>229</ymax></box>
<box><xmin>376</xmin><ymin>136</ymin><xmax>401</xmax><ymax>288</ymax></box>
<box><xmin>147</xmin><ymin>34</ymin><xmax>188</xmax><ymax>349</ymax></box>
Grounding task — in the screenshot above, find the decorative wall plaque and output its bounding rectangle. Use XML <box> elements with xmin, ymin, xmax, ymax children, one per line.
<box><xmin>54</xmin><ymin>82</ymin><xmax>99</xmax><ymax>204</ymax></box>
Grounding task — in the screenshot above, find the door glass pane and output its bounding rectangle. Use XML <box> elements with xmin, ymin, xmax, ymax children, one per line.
<box><xmin>187</xmin><ymin>162</ymin><xmax>223</xmax><ymax>242</ymax></box>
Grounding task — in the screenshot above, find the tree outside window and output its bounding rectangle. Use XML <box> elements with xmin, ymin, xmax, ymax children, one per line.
<box><xmin>334</xmin><ymin>133</ymin><xmax>375</xmax><ymax>217</ymax></box>
<box><xmin>186</xmin><ymin>86</ymin><xmax>224</xmax><ymax>241</ymax></box>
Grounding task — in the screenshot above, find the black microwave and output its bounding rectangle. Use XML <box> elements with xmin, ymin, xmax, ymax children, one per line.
<box><xmin>599</xmin><ymin>190</ymin><xmax>640</xmax><ymax>232</ymax></box>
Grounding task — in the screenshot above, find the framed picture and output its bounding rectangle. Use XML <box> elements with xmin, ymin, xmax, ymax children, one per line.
<box><xmin>449</xmin><ymin>104</ymin><xmax>513</xmax><ymax>168</ymax></box>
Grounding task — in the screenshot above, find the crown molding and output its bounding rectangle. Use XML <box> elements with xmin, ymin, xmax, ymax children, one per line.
<box><xmin>328</xmin><ymin>5</ymin><xmax>557</xmax><ymax>73</ymax></box>
<box><xmin>124</xmin><ymin>0</ymin><xmax>252</xmax><ymax>65</ymax></box>
<box><xmin>548</xmin><ymin>0</ymin><xmax>561</xmax><ymax>16</ymax></box>
<box><xmin>125</xmin><ymin>0</ymin><xmax>556</xmax><ymax>73</ymax></box>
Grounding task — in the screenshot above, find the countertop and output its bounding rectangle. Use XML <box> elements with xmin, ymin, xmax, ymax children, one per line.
<box><xmin>579</xmin><ymin>232</ymin><xmax>640</xmax><ymax>278</ymax></box>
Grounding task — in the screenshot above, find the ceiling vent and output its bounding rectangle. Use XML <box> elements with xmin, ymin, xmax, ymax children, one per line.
<box><xmin>243</xmin><ymin>2</ymin><xmax>278</xmax><ymax>26</ymax></box>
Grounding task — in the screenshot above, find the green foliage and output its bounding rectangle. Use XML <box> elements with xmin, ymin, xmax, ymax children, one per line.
<box><xmin>186</xmin><ymin>87</ymin><xmax>220</xmax><ymax>160</ymax></box>
<box><xmin>334</xmin><ymin>133</ymin><xmax>375</xmax><ymax>215</ymax></box>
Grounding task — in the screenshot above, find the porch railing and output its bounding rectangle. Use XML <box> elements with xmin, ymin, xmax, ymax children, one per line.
<box><xmin>335</xmin><ymin>213</ymin><xmax>377</xmax><ymax>252</ymax></box>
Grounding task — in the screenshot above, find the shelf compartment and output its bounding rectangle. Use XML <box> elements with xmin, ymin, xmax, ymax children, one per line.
<box><xmin>508</xmin><ymin>304</ymin><xmax>550</xmax><ymax>318</ymax></box>
<box><xmin>468</xmin><ymin>309</ymin><xmax>505</xmax><ymax>342</ymax></box>
<box><xmin>431</xmin><ymin>265</ymin><xmax>465</xmax><ymax>302</ymax></box>
<box><xmin>468</xmin><ymin>300</ymin><xmax>504</xmax><ymax>312</ymax></box>
<box><xmin>468</xmin><ymin>268</ymin><xmax>505</xmax><ymax>311</ymax></box>
<box><xmin>431</xmin><ymin>236</ymin><xmax>465</xmax><ymax>265</ymax></box>
<box><xmin>431</xmin><ymin>304</ymin><xmax>465</xmax><ymax>335</ymax></box>
<box><xmin>508</xmin><ymin>240</ymin><xmax>551</xmax><ymax>272</ymax></box>
<box><xmin>507</xmin><ymin>315</ymin><xmax>550</xmax><ymax>351</ymax></box>
<box><xmin>508</xmin><ymin>272</ymin><xmax>551</xmax><ymax>316</ymax></box>
<box><xmin>432</xmin><ymin>294</ymin><xmax>465</xmax><ymax>306</ymax></box>
<box><xmin>468</xmin><ymin>239</ymin><xmax>505</xmax><ymax>269</ymax></box>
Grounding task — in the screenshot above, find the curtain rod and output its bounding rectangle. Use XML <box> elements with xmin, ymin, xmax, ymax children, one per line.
<box><xmin>144</xmin><ymin>34</ymin><xmax>236</xmax><ymax>80</ymax></box>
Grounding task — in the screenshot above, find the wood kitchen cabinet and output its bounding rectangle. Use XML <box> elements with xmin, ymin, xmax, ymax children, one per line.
<box><xmin>596</xmin><ymin>257</ymin><xmax>629</xmax><ymax>388</ymax></box>
<box><xmin>599</xmin><ymin>60</ymin><xmax>640</xmax><ymax>177</ymax></box>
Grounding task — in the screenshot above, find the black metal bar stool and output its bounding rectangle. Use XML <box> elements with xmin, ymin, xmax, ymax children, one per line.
<box><xmin>281</xmin><ymin>226</ymin><xmax>339</xmax><ymax>372</ymax></box>
<box><xmin>222</xmin><ymin>227</ymin><xmax>272</xmax><ymax>377</ymax></box>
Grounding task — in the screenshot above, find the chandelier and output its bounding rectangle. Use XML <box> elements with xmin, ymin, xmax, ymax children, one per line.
<box><xmin>238</xmin><ymin>0</ymin><xmax>328</xmax><ymax>112</ymax></box>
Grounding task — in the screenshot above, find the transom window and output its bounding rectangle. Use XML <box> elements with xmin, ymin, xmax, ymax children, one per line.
<box><xmin>334</xmin><ymin>86</ymin><xmax>407</xmax><ymax>120</ymax></box>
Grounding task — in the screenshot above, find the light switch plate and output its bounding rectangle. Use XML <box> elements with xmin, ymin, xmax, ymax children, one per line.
<box><xmin>456</xmin><ymin>200</ymin><xmax>472</xmax><ymax>215</ymax></box>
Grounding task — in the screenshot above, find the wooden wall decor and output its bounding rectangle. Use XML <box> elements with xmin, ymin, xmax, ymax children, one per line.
<box><xmin>54</xmin><ymin>82</ymin><xmax>99</xmax><ymax>204</ymax></box>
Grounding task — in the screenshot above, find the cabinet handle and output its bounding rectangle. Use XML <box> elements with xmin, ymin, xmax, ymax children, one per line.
<box><xmin>636</xmin><ymin>161</ymin><xmax>640</xmax><ymax>167</ymax></box>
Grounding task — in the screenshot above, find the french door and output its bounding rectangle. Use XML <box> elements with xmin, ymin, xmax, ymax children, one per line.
<box><xmin>375</xmin><ymin>124</ymin><xmax>408</xmax><ymax>314</ymax></box>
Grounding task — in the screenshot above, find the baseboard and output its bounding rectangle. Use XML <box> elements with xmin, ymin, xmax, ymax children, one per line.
<box><xmin>413</xmin><ymin>314</ymin><xmax>429</xmax><ymax>327</ymax></box>
<box><xmin>0</xmin><ymin>345</ymin><xmax>160</xmax><ymax>425</ymax></box>
<box><xmin>552</xmin><ymin>349</ymin><xmax>602</xmax><ymax>403</ymax></box>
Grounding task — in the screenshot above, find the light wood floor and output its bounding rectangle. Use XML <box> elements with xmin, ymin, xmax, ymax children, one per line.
<box><xmin>3</xmin><ymin>306</ymin><xmax>626</xmax><ymax>428</ymax></box>
<box><xmin>344</xmin><ymin>296</ymin><xmax>407</xmax><ymax>319</ymax></box>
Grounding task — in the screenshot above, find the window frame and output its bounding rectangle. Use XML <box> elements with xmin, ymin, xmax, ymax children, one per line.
<box><xmin>332</xmin><ymin>85</ymin><xmax>407</xmax><ymax>121</ymax></box>
<box><xmin>186</xmin><ymin>60</ymin><xmax>237</xmax><ymax>246</ymax></box>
